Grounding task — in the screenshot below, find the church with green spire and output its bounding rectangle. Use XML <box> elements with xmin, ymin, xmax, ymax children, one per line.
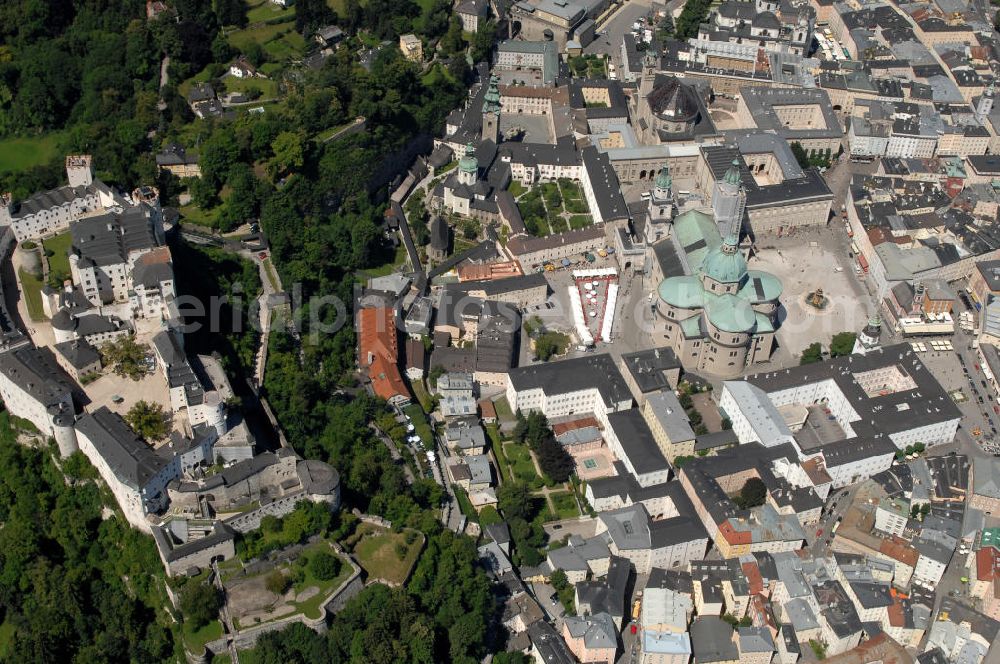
<box><xmin>481</xmin><ymin>74</ymin><xmax>501</xmax><ymax>143</ymax></box>
<box><xmin>654</xmin><ymin>209</ymin><xmax>783</xmax><ymax>378</ymax></box>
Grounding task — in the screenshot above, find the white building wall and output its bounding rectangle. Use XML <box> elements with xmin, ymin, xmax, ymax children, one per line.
<box><xmin>886</xmin><ymin>134</ymin><xmax>937</xmax><ymax>159</ymax></box>
<box><xmin>914</xmin><ymin>555</ymin><xmax>947</xmax><ymax>585</ymax></box>
<box><xmin>874</xmin><ymin>506</ymin><xmax>907</xmax><ymax>537</ymax></box>
<box><xmin>824</xmin><ymin>451</ymin><xmax>894</xmax><ymax>487</ymax></box>
<box><xmin>887</xmin><ymin>418</ymin><xmax>959</xmax><ymax>448</ymax></box>
<box><xmin>0</xmin><ymin>373</ymin><xmax>71</xmax><ymax>437</ymax></box>
<box><xmin>4</xmin><ymin>190</ymin><xmax>104</xmax><ymax>241</ymax></box>
<box><xmin>74</xmin><ymin>428</ymin><xmax>179</xmax><ymax>533</ymax></box>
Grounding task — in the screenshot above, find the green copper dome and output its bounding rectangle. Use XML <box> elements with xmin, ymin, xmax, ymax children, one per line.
<box><xmin>701</xmin><ymin>234</ymin><xmax>747</xmax><ymax>284</ymax></box>
<box><xmin>739</xmin><ymin>270</ymin><xmax>783</xmax><ymax>303</ymax></box>
<box><xmin>458</xmin><ymin>143</ymin><xmax>478</xmax><ymax>174</ymax></box>
<box><xmin>704</xmin><ymin>293</ymin><xmax>757</xmax><ymax>333</ymax></box>
<box><xmin>483</xmin><ymin>75</ymin><xmax>501</xmax><ymax>117</ymax></box>
<box><xmin>723</xmin><ymin>159</ymin><xmax>742</xmax><ymax>186</ymax></box>
<box><xmin>655</xmin><ymin>164</ymin><xmax>672</xmax><ymax>191</ymax></box>
<box><xmin>658</xmin><ymin>275</ymin><xmax>703</xmax><ymax>309</ymax></box>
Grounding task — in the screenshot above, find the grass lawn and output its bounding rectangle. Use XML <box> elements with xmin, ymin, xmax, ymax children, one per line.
<box><xmin>182</xmin><ymin>619</ymin><xmax>223</xmax><ymax>653</ymax></box>
<box><xmin>262</xmin><ymin>31</ymin><xmax>306</xmax><ymax>60</ymax></box>
<box><xmin>569</xmin><ymin>214</ymin><xmax>592</xmax><ymax>230</ymax></box>
<box><xmin>292</xmin><ymin>542</ymin><xmax>354</xmax><ymax>619</ymax></box>
<box><xmin>228</xmin><ymin>20</ymin><xmax>296</xmax><ymax>54</ymax></box>
<box><xmin>0</xmin><ymin>133</ymin><xmax>65</xmax><ymax>173</ymax></box>
<box><xmin>223</xmin><ymin>75</ymin><xmax>279</xmax><ymax>99</ymax></box>
<box><xmin>403</xmin><ymin>403</ymin><xmax>434</xmax><ymax>449</ymax></box>
<box><xmin>179</xmin><ymin>203</ymin><xmax>223</xmax><ymax>228</ymax></box>
<box><xmin>437</xmin><ymin>160</ymin><xmax>458</xmax><ymax>175</ymax></box>
<box><xmin>422</xmin><ymin>63</ymin><xmax>457</xmax><ymax>87</ymax></box>
<box><xmin>18</xmin><ymin>269</ymin><xmax>46</xmax><ymax>321</ymax></box>
<box><xmin>314</xmin><ymin>118</ymin><xmax>359</xmax><ymax>142</ymax></box>
<box><xmin>485</xmin><ymin>423</ymin><xmax>503</xmax><ymax>448</ymax></box>
<box><xmin>364</xmin><ymin>243</ymin><xmax>408</xmax><ymax>277</ymax></box>
<box><xmin>502</xmin><ymin>442</ymin><xmax>543</xmax><ymax>488</ymax></box>
<box><xmin>216</xmin><ymin>556</ymin><xmax>246</xmax><ymax>584</ymax></box>
<box><xmin>261</xmin><ymin>257</ymin><xmax>280</xmax><ymax>291</ymax></box>
<box><xmin>559</xmin><ymin>179</ymin><xmax>589</xmax><ymax>214</ymax></box>
<box><xmin>259</xmin><ymin>62</ymin><xmax>284</xmax><ymax>77</ymax></box>
<box><xmin>0</xmin><ymin>620</ymin><xmax>13</xmax><ymax>659</ymax></box>
<box><xmin>540</xmin><ymin>182</ymin><xmax>562</xmax><ymax>212</ymax></box>
<box><xmin>557</xmin><ymin>179</ymin><xmax>582</xmax><ymax>198</ymax></box>
<box><xmin>326</xmin><ymin>0</ymin><xmax>353</xmax><ymax>16</ymax></box>
<box><xmin>245</xmin><ymin>0</ymin><xmax>295</xmax><ymax>23</ymax></box>
<box><xmin>210</xmin><ymin>655</ymin><xmax>232</xmax><ymax>664</ymax></box>
<box><xmin>237</xmin><ymin>651</ymin><xmax>263</xmax><ymax>664</ymax></box>
<box><xmin>351</xmin><ymin>524</ymin><xmax>423</xmax><ymax>585</ymax></box>
<box><xmin>548</xmin><ymin>214</ymin><xmax>568</xmax><ymax>233</ymax></box>
<box><xmin>494</xmin><ymin>396</ymin><xmax>513</xmax><ymax>420</ymax></box>
<box><xmin>412</xmin><ymin>380</ymin><xmax>433</xmax><ymax>413</ymax></box>
<box><xmin>550</xmin><ymin>491</ymin><xmax>580</xmax><ymax>520</ymax></box>
<box><xmin>177</xmin><ymin>65</ymin><xmax>215</xmax><ymax>98</ymax></box>
<box><xmin>508</xmin><ymin>180</ymin><xmax>526</xmax><ymax>198</ymax></box>
<box><xmin>525</xmin><ymin>216</ymin><xmax>549</xmax><ymax>238</ymax></box>
<box><xmin>42</xmin><ymin>232</ymin><xmax>72</xmax><ymax>277</ymax></box>
<box><xmin>453</xmin><ymin>237</ymin><xmax>477</xmax><ymax>254</ymax></box>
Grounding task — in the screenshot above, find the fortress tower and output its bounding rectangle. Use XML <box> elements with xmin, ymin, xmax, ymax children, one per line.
<box><xmin>65</xmin><ymin>155</ymin><xmax>94</xmax><ymax>188</ymax></box>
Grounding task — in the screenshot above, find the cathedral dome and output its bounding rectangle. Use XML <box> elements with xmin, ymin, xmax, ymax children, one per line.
<box><xmin>701</xmin><ymin>234</ymin><xmax>748</xmax><ymax>285</ymax></box>
<box><xmin>752</xmin><ymin>11</ymin><xmax>781</xmax><ymax>30</ymax></box>
<box><xmin>648</xmin><ymin>76</ymin><xmax>700</xmax><ymax>123</ymax></box>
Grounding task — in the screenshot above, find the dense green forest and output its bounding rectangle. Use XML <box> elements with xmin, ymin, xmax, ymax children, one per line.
<box><xmin>0</xmin><ymin>413</ymin><xmax>176</xmax><ymax>662</ymax></box>
<box><xmin>170</xmin><ymin>240</ymin><xmax>262</xmax><ymax>379</ymax></box>
<box><xmin>241</xmin><ymin>527</ymin><xmax>500</xmax><ymax>663</ymax></box>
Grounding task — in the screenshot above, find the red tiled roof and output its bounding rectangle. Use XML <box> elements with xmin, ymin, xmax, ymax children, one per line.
<box><xmin>887</xmin><ymin>600</ymin><xmax>905</xmax><ymax>627</ymax></box>
<box><xmin>135</xmin><ymin>245</ymin><xmax>172</xmax><ymax>266</ymax></box>
<box><xmin>719</xmin><ymin>520</ymin><xmax>752</xmax><ymax>545</ymax></box>
<box><xmin>479</xmin><ymin>399</ymin><xmax>497</xmax><ymax>419</ymax></box>
<box><xmin>369</xmin><ymin>354</ymin><xmax>408</xmax><ymax>402</ymax></box>
<box><xmin>879</xmin><ymin>537</ymin><xmax>919</xmax><ymax>566</ymax></box>
<box><xmin>977</xmin><ymin>547</ymin><xmax>1000</xmax><ymax>582</ymax></box>
<box><xmin>358</xmin><ymin>307</ymin><xmax>408</xmax><ymax>402</ymax></box>
<box><xmin>743</xmin><ymin>561</ymin><xmax>764</xmax><ymax>595</ymax></box>
<box><xmin>552</xmin><ymin>416</ymin><xmax>601</xmax><ymax>435</ymax></box>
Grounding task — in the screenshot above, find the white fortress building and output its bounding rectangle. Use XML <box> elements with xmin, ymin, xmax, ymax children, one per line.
<box><xmin>69</xmin><ymin>204</ymin><xmax>166</xmax><ymax>307</ymax></box>
<box><xmin>0</xmin><ymin>346</ymin><xmax>79</xmax><ymax>455</ymax></box>
<box><xmin>73</xmin><ymin>407</ymin><xmax>184</xmax><ymax>531</ymax></box>
<box><xmin>0</xmin><ymin>156</ymin><xmax>120</xmax><ymax>241</ymax></box>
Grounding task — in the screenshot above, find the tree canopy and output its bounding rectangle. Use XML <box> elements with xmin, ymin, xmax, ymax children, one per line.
<box><xmin>125</xmin><ymin>400</ymin><xmax>169</xmax><ymax>441</ymax></box>
<box><xmin>732</xmin><ymin>477</ymin><xmax>768</xmax><ymax>510</ymax></box>
<box><xmin>512</xmin><ymin>411</ymin><xmax>574</xmax><ymax>482</ymax></box>
<box><xmin>0</xmin><ymin>412</ymin><xmax>175</xmax><ymax>660</ymax></box>
<box><xmin>100</xmin><ymin>336</ymin><xmax>150</xmax><ymax>380</ymax></box>
<box><xmin>245</xmin><ymin>528</ymin><xmax>499</xmax><ymax>663</ymax></box>
<box><xmin>830</xmin><ymin>332</ymin><xmax>857</xmax><ymax>358</ymax></box>
<box><xmin>800</xmin><ymin>342</ymin><xmax>823</xmax><ymax>365</ymax></box>
<box><xmin>178</xmin><ymin>577</ymin><xmax>222</xmax><ymax>630</ymax></box>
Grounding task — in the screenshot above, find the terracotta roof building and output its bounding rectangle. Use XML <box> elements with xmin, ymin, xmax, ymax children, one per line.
<box><xmin>358</xmin><ymin>307</ymin><xmax>410</xmax><ymax>406</ymax></box>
